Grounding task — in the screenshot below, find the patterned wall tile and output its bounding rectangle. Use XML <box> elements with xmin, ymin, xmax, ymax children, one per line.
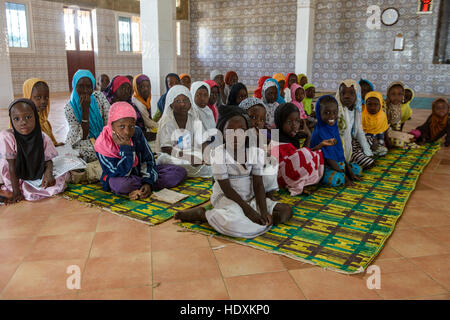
<box><xmin>312</xmin><ymin>0</ymin><xmax>449</xmax><ymax>95</ymax></box>
<box><xmin>189</xmin><ymin>0</ymin><xmax>297</xmax><ymax>87</ymax></box>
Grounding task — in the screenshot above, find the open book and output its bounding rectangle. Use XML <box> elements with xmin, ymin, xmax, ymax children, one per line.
<box><xmin>24</xmin><ymin>155</ymin><xmax>86</xmax><ymax>190</ymax></box>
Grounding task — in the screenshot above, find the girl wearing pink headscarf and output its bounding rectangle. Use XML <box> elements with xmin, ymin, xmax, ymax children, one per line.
<box><xmin>94</xmin><ymin>102</ymin><xmax>186</xmax><ymax>199</ymax></box>
<box><xmin>290</xmin><ymin>83</ymin><xmax>307</xmax><ymax>119</ymax></box>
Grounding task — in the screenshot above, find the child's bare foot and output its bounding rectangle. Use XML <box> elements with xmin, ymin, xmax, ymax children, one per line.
<box><xmin>174</xmin><ymin>207</ymin><xmax>207</xmax><ymax>223</ymax></box>
<box><xmin>0</xmin><ymin>189</ymin><xmax>13</xmax><ymax>199</ymax></box>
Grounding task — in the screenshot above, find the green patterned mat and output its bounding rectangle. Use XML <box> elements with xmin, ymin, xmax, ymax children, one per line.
<box><xmin>179</xmin><ymin>142</ymin><xmax>441</xmax><ymax>274</ymax></box>
<box><xmin>63</xmin><ymin>177</ymin><xmax>213</xmax><ymax>225</ymax></box>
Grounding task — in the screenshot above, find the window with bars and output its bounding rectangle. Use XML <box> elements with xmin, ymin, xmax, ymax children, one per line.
<box><xmin>117</xmin><ymin>15</ymin><xmax>141</xmax><ymax>53</ymax></box>
<box><xmin>5</xmin><ymin>1</ymin><xmax>29</xmax><ymax>48</ymax></box>
<box><xmin>63</xmin><ymin>7</ymin><xmax>93</xmax><ymax>51</ymax></box>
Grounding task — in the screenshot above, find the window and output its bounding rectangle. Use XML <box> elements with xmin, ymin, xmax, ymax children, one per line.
<box><xmin>117</xmin><ymin>14</ymin><xmax>141</xmax><ymax>53</ymax></box>
<box><xmin>63</xmin><ymin>7</ymin><xmax>93</xmax><ymax>51</ymax></box>
<box><xmin>5</xmin><ymin>1</ymin><xmax>31</xmax><ymax>49</ymax></box>
<box><xmin>176</xmin><ymin>21</ymin><xmax>181</xmax><ymax>56</ymax></box>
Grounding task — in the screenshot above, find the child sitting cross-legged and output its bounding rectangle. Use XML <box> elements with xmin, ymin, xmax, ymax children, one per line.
<box><xmin>362</xmin><ymin>91</ymin><xmax>389</xmax><ymax>157</ymax></box>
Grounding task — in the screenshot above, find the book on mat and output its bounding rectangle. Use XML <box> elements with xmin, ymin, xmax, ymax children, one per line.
<box><xmin>150</xmin><ymin>188</ymin><xmax>189</xmax><ymax>204</ymax></box>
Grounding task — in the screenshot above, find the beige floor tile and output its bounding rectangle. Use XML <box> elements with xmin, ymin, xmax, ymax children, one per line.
<box><xmin>153</xmin><ymin>278</ymin><xmax>229</xmax><ymax>300</ymax></box>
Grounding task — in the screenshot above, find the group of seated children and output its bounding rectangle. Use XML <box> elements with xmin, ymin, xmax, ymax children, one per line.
<box><xmin>0</xmin><ymin>69</ymin><xmax>448</xmax><ymax>240</ymax></box>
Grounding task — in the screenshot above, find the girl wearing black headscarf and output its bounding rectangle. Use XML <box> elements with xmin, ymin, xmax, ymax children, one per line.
<box><xmin>218</xmin><ymin>83</ymin><xmax>248</xmax><ymax>119</ymax></box>
<box><xmin>0</xmin><ymin>99</ymin><xmax>68</xmax><ymax>203</ymax></box>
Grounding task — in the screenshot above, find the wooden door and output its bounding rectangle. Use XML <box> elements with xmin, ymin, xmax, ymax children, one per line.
<box><xmin>64</xmin><ymin>7</ymin><xmax>96</xmax><ymax>91</ymax></box>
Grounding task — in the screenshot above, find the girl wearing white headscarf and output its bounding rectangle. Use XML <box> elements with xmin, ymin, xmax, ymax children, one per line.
<box><xmin>336</xmin><ymin>79</ymin><xmax>374</xmax><ymax>169</ymax></box>
<box><xmin>190</xmin><ymin>81</ymin><xmax>216</xmax><ymax>133</ymax></box>
<box><xmin>156</xmin><ymin>85</ymin><xmax>212</xmax><ymax>177</ymax></box>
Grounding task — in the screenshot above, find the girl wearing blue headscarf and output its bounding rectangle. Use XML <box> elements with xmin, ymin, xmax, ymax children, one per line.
<box><xmin>157</xmin><ymin>73</ymin><xmax>181</xmax><ymax>115</ymax></box>
<box><xmin>359</xmin><ymin>78</ymin><xmax>375</xmax><ymax>106</ymax></box>
<box><xmin>64</xmin><ymin>69</ymin><xmax>111</xmax><ymax>163</ymax></box>
<box><xmin>262</xmin><ymin>78</ymin><xmax>286</xmax><ymax>128</ymax></box>
<box><xmin>310</xmin><ymin>95</ymin><xmax>362</xmax><ymax>187</ymax></box>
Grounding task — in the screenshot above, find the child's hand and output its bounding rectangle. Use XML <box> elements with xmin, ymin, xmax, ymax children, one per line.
<box><xmin>263</xmin><ymin>213</ymin><xmax>273</xmax><ymax>226</ymax></box>
<box><xmin>55</xmin><ymin>142</ymin><xmax>65</xmax><ymax>147</ymax></box>
<box><xmin>41</xmin><ymin>173</ymin><xmax>56</xmax><ymax>189</ymax></box>
<box><xmin>112</xmin><ymin>131</ymin><xmax>131</xmax><ymax>146</ymax></box>
<box><xmin>244</xmin><ymin>207</ymin><xmax>265</xmax><ymax>225</ymax></box>
<box><xmin>320</xmin><ymin>139</ymin><xmax>337</xmax><ymax>147</ymax></box>
<box><xmin>138</xmin><ymin>184</ymin><xmax>152</xmax><ymax>199</ymax></box>
<box><xmin>344</xmin><ymin>177</ymin><xmax>354</xmax><ymax>187</ymax></box>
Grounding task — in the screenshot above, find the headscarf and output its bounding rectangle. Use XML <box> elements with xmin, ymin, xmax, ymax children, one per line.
<box><xmin>335</xmin><ymin>79</ymin><xmax>363</xmax><ymax>131</ymax></box>
<box><xmin>22</xmin><ymin>78</ymin><xmax>57</xmax><ymax>145</ymax></box>
<box><xmin>8</xmin><ymin>98</ymin><xmax>45</xmax><ymax>180</ymax></box>
<box><xmin>401</xmin><ymin>88</ymin><xmax>414</xmax><ymax>124</ymax></box>
<box><xmin>262</xmin><ymin>79</ymin><xmax>280</xmax><ymax>127</ymax></box>
<box><xmin>310</xmin><ymin>95</ymin><xmax>345</xmax><ymax>162</ymax></box>
<box><xmin>272</xmin><ymin>73</ymin><xmax>285</xmax><ymax>83</ymax></box>
<box><xmin>263</xmin><ymin>78</ymin><xmax>285</xmax><ymax>105</ymax></box>
<box><xmin>274</xmin><ymin>103</ymin><xmax>302</xmax><ymax>149</ymax></box>
<box><xmin>430</xmin><ymin>98</ymin><xmax>449</xmax><ymax>140</ymax></box>
<box><xmin>191</xmin><ymin>81</ymin><xmax>215</xmax><ymax>131</ymax></box>
<box><xmin>204</xmin><ymin>80</ymin><xmax>219</xmax><ymax>122</ymax></box>
<box><xmin>238</xmin><ymin>97</ymin><xmax>265</xmax><ymax>112</ymax></box>
<box><xmin>70</xmin><ymin>69</ymin><xmax>103</xmax><ymax>139</ymax></box>
<box><xmin>104</xmin><ymin>75</ymin><xmax>145</xmax><ymax>131</ymax></box>
<box><xmin>284</xmin><ymin>72</ymin><xmax>298</xmax><ymax>89</ymax></box>
<box><xmin>180</xmin><ymin>73</ymin><xmax>191</xmax><ymax>81</ymax></box>
<box><xmin>227</xmin><ymin>82</ymin><xmax>248</xmax><ymax>106</ymax></box>
<box><xmin>224</xmin><ymin>71</ymin><xmax>238</xmax><ymax>86</ymax></box>
<box><xmin>254</xmin><ymin>76</ymin><xmax>270</xmax><ymax>99</ymax></box>
<box><xmin>362</xmin><ymin>91</ymin><xmax>389</xmax><ymax>134</ymax></box>
<box><xmin>210</xmin><ymin>70</ymin><xmax>222</xmax><ymax>81</ymax></box>
<box><xmin>359</xmin><ymin>79</ymin><xmax>375</xmax><ymax>105</ymax></box>
<box><xmin>94</xmin><ymin>102</ymin><xmax>138</xmax><ymax>168</ymax></box>
<box><xmin>385</xmin><ymin>81</ymin><xmax>405</xmax><ymax>126</ymax></box>
<box><xmin>156</xmin><ymin>85</ymin><xmax>200</xmax><ymax>152</ymax></box>
<box><xmin>290</xmin><ymin>83</ymin><xmax>307</xmax><ymax>119</ymax></box>
<box><xmin>157</xmin><ymin>73</ymin><xmax>181</xmax><ymax>113</ymax></box>
<box><xmin>303</xmin><ymin>83</ymin><xmax>316</xmax><ymax>115</ymax></box>
<box><xmin>297</xmin><ymin>73</ymin><xmax>307</xmax><ymax>84</ymax></box>
<box><xmin>132</xmin><ymin>74</ymin><xmax>151</xmax><ymax>110</ymax></box>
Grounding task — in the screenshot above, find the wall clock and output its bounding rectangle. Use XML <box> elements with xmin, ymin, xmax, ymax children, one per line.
<box><xmin>381</xmin><ymin>7</ymin><xmax>400</xmax><ymax>26</ymax></box>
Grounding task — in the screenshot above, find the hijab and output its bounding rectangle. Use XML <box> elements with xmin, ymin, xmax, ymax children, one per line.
<box><xmin>227</xmin><ymin>82</ymin><xmax>248</xmax><ymax>105</ymax></box>
<box><xmin>180</xmin><ymin>73</ymin><xmax>191</xmax><ymax>82</ymax></box>
<box><xmin>284</xmin><ymin>72</ymin><xmax>298</xmax><ymax>89</ymax></box>
<box><xmin>132</xmin><ymin>74</ymin><xmax>151</xmax><ymax>110</ymax></box>
<box><xmin>310</xmin><ymin>95</ymin><xmax>345</xmax><ymax>162</ymax></box>
<box><xmin>272</xmin><ymin>73</ymin><xmax>285</xmax><ymax>83</ymax></box>
<box><xmin>191</xmin><ymin>81</ymin><xmax>216</xmax><ymax>131</ymax></box>
<box><xmin>70</xmin><ymin>70</ymin><xmax>104</xmax><ymax>139</ymax></box>
<box><xmin>263</xmin><ymin>78</ymin><xmax>285</xmax><ymax>105</ymax></box>
<box><xmin>302</xmin><ymin>83</ymin><xmax>315</xmax><ymax>115</ymax></box>
<box><xmin>156</xmin><ymin>85</ymin><xmax>201</xmax><ymax>152</ymax></box>
<box><xmin>204</xmin><ymin>80</ymin><xmax>219</xmax><ymax>122</ymax></box>
<box><xmin>274</xmin><ymin>103</ymin><xmax>302</xmax><ymax>149</ymax></box>
<box><xmin>238</xmin><ymin>97</ymin><xmax>265</xmax><ymax>112</ymax></box>
<box><xmin>94</xmin><ymin>102</ymin><xmax>139</xmax><ymax>168</ymax></box>
<box><xmin>104</xmin><ymin>75</ymin><xmax>145</xmax><ymax>132</ymax></box>
<box><xmin>362</xmin><ymin>91</ymin><xmax>389</xmax><ymax>134</ymax></box>
<box><xmin>297</xmin><ymin>73</ymin><xmax>308</xmax><ymax>84</ymax></box>
<box><xmin>210</xmin><ymin>70</ymin><xmax>222</xmax><ymax>81</ymax></box>
<box><xmin>254</xmin><ymin>76</ymin><xmax>270</xmax><ymax>99</ymax></box>
<box><xmin>290</xmin><ymin>83</ymin><xmax>307</xmax><ymax>119</ymax></box>
<box><xmin>401</xmin><ymin>88</ymin><xmax>414</xmax><ymax>124</ymax></box>
<box><xmin>157</xmin><ymin>73</ymin><xmax>181</xmax><ymax>113</ymax></box>
<box><xmin>22</xmin><ymin>78</ymin><xmax>57</xmax><ymax>145</ymax></box>
<box><xmin>8</xmin><ymin>98</ymin><xmax>45</xmax><ymax>180</ymax></box>
<box><xmin>430</xmin><ymin>98</ymin><xmax>450</xmax><ymax>140</ymax></box>
<box><xmin>224</xmin><ymin>71</ymin><xmax>238</xmax><ymax>86</ymax></box>
<box><xmin>359</xmin><ymin>79</ymin><xmax>375</xmax><ymax>106</ymax></box>
<box><xmin>335</xmin><ymin>79</ymin><xmax>363</xmax><ymax>132</ymax></box>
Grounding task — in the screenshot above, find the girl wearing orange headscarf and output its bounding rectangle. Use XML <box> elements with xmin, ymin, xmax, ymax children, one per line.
<box><xmin>22</xmin><ymin>78</ymin><xmax>62</xmax><ymax>146</ymax></box>
<box><xmin>272</xmin><ymin>73</ymin><xmax>285</xmax><ymax>99</ymax></box>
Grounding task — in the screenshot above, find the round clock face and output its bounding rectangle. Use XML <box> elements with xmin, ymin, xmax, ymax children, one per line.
<box><xmin>381</xmin><ymin>8</ymin><xmax>400</xmax><ymax>26</ymax></box>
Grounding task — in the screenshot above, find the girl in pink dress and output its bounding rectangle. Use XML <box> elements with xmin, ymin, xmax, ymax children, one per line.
<box><xmin>0</xmin><ymin>99</ymin><xmax>68</xmax><ymax>204</ymax></box>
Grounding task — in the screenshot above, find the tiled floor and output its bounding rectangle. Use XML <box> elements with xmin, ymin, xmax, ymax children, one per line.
<box><xmin>0</xmin><ymin>94</ymin><xmax>449</xmax><ymax>300</ymax></box>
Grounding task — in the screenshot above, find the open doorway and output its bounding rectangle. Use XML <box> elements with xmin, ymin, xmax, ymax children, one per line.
<box><xmin>64</xmin><ymin>6</ymin><xmax>96</xmax><ymax>90</ymax></box>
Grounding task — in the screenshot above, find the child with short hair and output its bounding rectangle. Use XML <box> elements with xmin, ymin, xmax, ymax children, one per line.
<box><xmin>310</xmin><ymin>95</ymin><xmax>362</xmax><ymax>187</ymax></box>
<box><xmin>0</xmin><ymin>99</ymin><xmax>68</xmax><ymax>204</ymax></box>
<box><xmin>283</xmin><ymin>72</ymin><xmax>298</xmax><ymax>103</ymax></box>
<box><xmin>175</xmin><ymin>106</ymin><xmax>292</xmax><ymax>238</ymax></box>
<box><xmin>362</xmin><ymin>91</ymin><xmax>389</xmax><ymax>157</ymax></box>
<box><xmin>272</xmin><ymin>103</ymin><xmax>335</xmax><ymax>195</ymax></box>
<box><xmin>94</xmin><ymin>102</ymin><xmax>186</xmax><ymax>199</ymax></box>
<box><xmin>411</xmin><ymin>98</ymin><xmax>450</xmax><ymax>147</ymax></box>
<box><xmin>336</xmin><ymin>79</ymin><xmax>374</xmax><ymax>169</ymax></box>
<box><xmin>23</xmin><ymin>78</ymin><xmax>62</xmax><ymax>146</ymax></box>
